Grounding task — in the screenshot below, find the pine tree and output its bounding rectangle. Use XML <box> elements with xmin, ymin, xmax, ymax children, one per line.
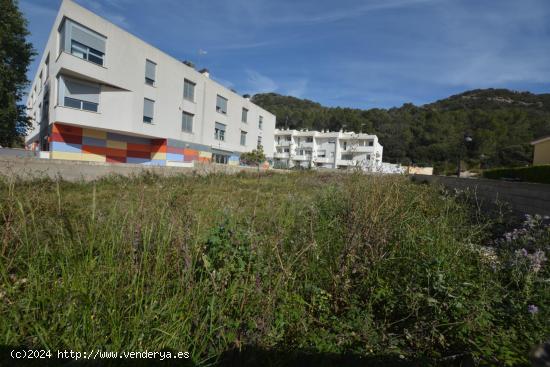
<box><xmin>0</xmin><ymin>0</ymin><xmax>35</xmax><ymax>147</ymax></box>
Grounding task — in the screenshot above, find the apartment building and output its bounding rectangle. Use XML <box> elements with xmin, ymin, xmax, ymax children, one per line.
<box><xmin>273</xmin><ymin>129</ymin><xmax>383</xmax><ymax>170</ymax></box>
<box><xmin>25</xmin><ymin>0</ymin><xmax>275</xmax><ymax>166</ymax></box>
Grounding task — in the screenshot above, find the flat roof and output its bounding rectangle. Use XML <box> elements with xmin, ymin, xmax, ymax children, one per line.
<box><xmin>531</xmin><ymin>136</ymin><xmax>550</xmax><ymax>145</ymax></box>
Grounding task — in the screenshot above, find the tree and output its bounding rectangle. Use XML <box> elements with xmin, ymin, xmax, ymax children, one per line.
<box><xmin>0</xmin><ymin>0</ymin><xmax>35</xmax><ymax>147</ymax></box>
<box><xmin>240</xmin><ymin>146</ymin><xmax>266</xmax><ymax>167</ymax></box>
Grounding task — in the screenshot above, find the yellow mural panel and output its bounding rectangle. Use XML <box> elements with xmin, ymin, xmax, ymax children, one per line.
<box><xmin>151</xmin><ymin>152</ymin><xmax>166</xmax><ymax>160</ymax></box>
<box><xmin>51</xmin><ymin>151</ymin><xmax>83</xmax><ymax>161</ymax></box>
<box><xmin>107</xmin><ymin>140</ymin><xmax>127</xmax><ymax>150</ymax></box>
<box><xmin>82</xmin><ymin>153</ymin><xmax>107</xmax><ymax>162</ymax></box>
<box><xmin>82</xmin><ymin>128</ymin><xmax>107</xmax><ymax>139</ymax></box>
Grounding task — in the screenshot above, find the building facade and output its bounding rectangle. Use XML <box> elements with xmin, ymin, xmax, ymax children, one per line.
<box><xmin>25</xmin><ymin>0</ymin><xmax>275</xmax><ymax>166</ymax></box>
<box><xmin>273</xmin><ymin>129</ymin><xmax>383</xmax><ymax>170</ymax></box>
<box><xmin>531</xmin><ymin>136</ymin><xmax>550</xmax><ymax>165</ymax></box>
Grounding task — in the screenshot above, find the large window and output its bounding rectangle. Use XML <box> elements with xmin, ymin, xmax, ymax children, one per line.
<box><xmin>216</xmin><ymin>95</ymin><xmax>227</xmax><ymax>114</ymax></box>
<box><xmin>182</xmin><ymin>111</ymin><xmax>193</xmax><ymax>133</ymax></box>
<box><xmin>58</xmin><ymin>76</ymin><xmax>100</xmax><ymax>112</ymax></box>
<box><xmin>212</xmin><ymin>153</ymin><xmax>228</xmax><ymax>164</ymax></box>
<box><xmin>145</xmin><ymin>60</ymin><xmax>156</xmax><ymax>86</ymax></box>
<box><xmin>143</xmin><ymin>98</ymin><xmax>155</xmax><ymax>124</ymax></box>
<box><xmin>240</xmin><ymin>131</ymin><xmax>247</xmax><ymax>146</ymax></box>
<box><xmin>259</xmin><ymin>115</ymin><xmax>263</xmax><ymax>130</ymax></box>
<box><xmin>241</xmin><ymin>108</ymin><xmax>248</xmax><ymax>123</ymax></box>
<box><xmin>214</xmin><ymin>122</ymin><xmax>226</xmax><ymax>141</ymax></box>
<box><xmin>60</xmin><ymin>19</ymin><xmax>106</xmax><ymax>66</ymax></box>
<box><xmin>184</xmin><ymin>79</ymin><xmax>195</xmax><ymax>101</ymax></box>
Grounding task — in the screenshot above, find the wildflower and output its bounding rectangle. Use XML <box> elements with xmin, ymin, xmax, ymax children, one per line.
<box><xmin>528</xmin><ymin>250</ymin><xmax>548</xmax><ymax>273</ymax></box>
<box><xmin>528</xmin><ymin>304</ymin><xmax>539</xmax><ymax>314</ymax></box>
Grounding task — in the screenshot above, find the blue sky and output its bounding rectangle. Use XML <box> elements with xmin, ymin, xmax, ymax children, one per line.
<box><xmin>21</xmin><ymin>0</ymin><xmax>550</xmax><ymax>109</ymax></box>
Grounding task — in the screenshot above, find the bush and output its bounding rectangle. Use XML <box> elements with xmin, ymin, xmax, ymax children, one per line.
<box><xmin>483</xmin><ymin>165</ymin><xmax>550</xmax><ymax>184</ymax></box>
<box><xmin>0</xmin><ymin>172</ymin><xmax>548</xmax><ymax>366</ymax></box>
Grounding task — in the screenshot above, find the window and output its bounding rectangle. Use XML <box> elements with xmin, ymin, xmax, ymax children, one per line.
<box><xmin>318</xmin><ymin>150</ymin><xmax>326</xmax><ymax>158</ymax></box>
<box><xmin>216</xmin><ymin>95</ymin><xmax>227</xmax><ymax>114</ymax></box>
<box><xmin>38</xmin><ymin>71</ymin><xmax>43</xmax><ymax>93</ymax></box>
<box><xmin>367</xmin><ymin>154</ymin><xmax>371</xmax><ymax>160</ymax></box>
<box><xmin>259</xmin><ymin>115</ymin><xmax>263</xmax><ymax>130</ymax></box>
<box><xmin>145</xmin><ymin>60</ymin><xmax>156</xmax><ymax>86</ymax></box>
<box><xmin>241</xmin><ymin>108</ymin><xmax>248</xmax><ymax>123</ymax></box>
<box><xmin>285</xmin><ymin>136</ymin><xmax>291</xmax><ymax>142</ymax></box>
<box><xmin>343</xmin><ymin>142</ymin><xmax>348</xmax><ymax>150</ymax></box>
<box><xmin>45</xmin><ymin>54</ymin><xmax>49</xmax><ymax>79</ymax></box>
<box><xmin>342</xmin><ymin>154</ymin><xmax>353</xmax><ymax>160</ymax></box>
<box><xmin>257</xmin><ymin>136</ymin><xmax>262</xmax><ymax>149</ymax></box>
<box><xmin>184</xmin><ymin>79</ymin><xmax>195</xmax><ymax>101</ymax></box>
<box><xmin>182</xmin><ymin>111</ymin><xmax>193</xmax><ymax>132</ymax></box>
<box><xmin>306</xmin><ymin>137</ymin><xmax>313</xmax><ymax>143</ymax></box>
<box><xmin>212</xmin><ymin>153</ymin><xmax>228</xmax><ymax>164</ymax></box>
<box><xmin>60</xmin><ymin>19</ymin><xmax>106</xmax><ymax>66</ymax></box>
<box><xmin>240</xmin><ymin>131</ymin><xmax>247</xmax><ymax>146</ymax></box>
<box><xmin>283</xmin><ymin>148</ymin><xmax>290</xmax><ymax>153</ymax></box>
<box><xmin>368</xmin><ymin>140</ymin><xmax>374</xmax><ymax>147</ymax></box>
<box><xmin>58</xmin><ymin>76</ymin><xmax>100</xmax><ymax>112</ymax></box>
<box><xmin>143</xmin><ymin>98</ymin><xmax>154</xmax><ymax>124</ymax></box>
<box><xmin>215</xmin><ymin>122</ymin><xmax>226</xmax><ymax>141</ymax></box>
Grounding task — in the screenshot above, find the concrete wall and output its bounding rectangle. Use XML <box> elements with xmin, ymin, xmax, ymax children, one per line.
<box><xmin>25</xmin><ymin>0</ymin><xmax>275</xmax><ymax>161</ymax></box>
<box><xmin>406</xmin><ymin>166</ymin><xmax>434</xmax><ymax>175</ymax></box>
<box><xmin>0</xmin><ymin>156</ymin><xmax>273</xmax><ymax>182</ymax></box>
<box><xmin>413</xmin><ymin>174</ymin><xmax>550</xmax><ymax>216</ymax></box>
<box><xmin>533</xmin><ymin>140</ymin><xmax>550</xmax><ymax>165</ymax></box>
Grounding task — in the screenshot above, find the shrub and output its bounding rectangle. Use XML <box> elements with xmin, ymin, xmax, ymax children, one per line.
<box><xmin>482</xmin><ymin>165</ymin><xmax>550</xmax><ymax>184</ymax></box>
<box><xmin>0</xmin><ymin>172</ymin><xmax>548</xmax><ymax>366</ymax></box>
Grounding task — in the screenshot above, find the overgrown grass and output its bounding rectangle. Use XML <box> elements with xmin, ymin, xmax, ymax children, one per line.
<box><xmin>0</xmin><ymin>172</ymin><xmax>548</xmax><ymax>366</ymax></box>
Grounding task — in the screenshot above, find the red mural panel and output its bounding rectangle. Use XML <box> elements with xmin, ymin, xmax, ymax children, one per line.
<box><xmin>52</xmin><ymin>124</ymin><xmax>83</xmax><ymax>137</ymax></box>
<box><xmin>106</xmin><ymin>156</ymin><xmax>127</xmax><ymax>163</ymax></box>
<box><xmin>127</xmin><ymin>150</ymin><xmax>150</xmax><ymax>159</ymax></box>
<box><xmin>51</xmin><ymin>132</ymin><xmax>82</xmax><ymax>145</ymax></box>
<box><xmin>127</xmin><ymin>143</ymin><xmax>151</xmax><ymax>153</ymax></box>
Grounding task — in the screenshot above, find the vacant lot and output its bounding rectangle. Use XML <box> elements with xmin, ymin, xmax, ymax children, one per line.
<box><xmin>0</xmin><ymin>172</ymin><xmax>548</xmax><ymax>366</ymax></box>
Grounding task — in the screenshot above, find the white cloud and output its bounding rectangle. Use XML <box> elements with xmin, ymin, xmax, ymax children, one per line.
<box><xmin>285</xmin><ymin>79</ymin><xmax>308</xmax><ymax>98</ymax></box>
<box><xmin>245</xmin><ymin>70</ymin><xmax>278</xmax><ymax>94</ymax></box>
<box><xmin>77</xmin><ymin>0</ymin><xmax>130</xmax><ymax>29</ymax></box>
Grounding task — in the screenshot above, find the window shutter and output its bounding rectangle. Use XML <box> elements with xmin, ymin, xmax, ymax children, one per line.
<box><xmin>215</xmin><ymin>122</ymin><xmax>226</xmax><ymax>131</ymax></box>
<box><xmin>145</xmin><ymin>60</ymin><xmax>156</xmax><ymax>81</ymax></box>
<box><xmin>143</xmin><ymin>99</ymin><xmax>154</xmax><ymax>118</ymax></box>
<box><xmin>64</xmin><ymin>78</ymin><xmax>100</xmax><ymax>103</ymax></box>
<box><xmin>69</xmin><ymin>21</ymin><xmax>106</xmax><ymax>53</ymax></box>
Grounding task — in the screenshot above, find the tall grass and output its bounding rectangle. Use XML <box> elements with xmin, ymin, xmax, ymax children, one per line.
<box><xmin>0</xmin><ymin>172</ymin><xmax>547</xmax><ymax>366</ymax></box>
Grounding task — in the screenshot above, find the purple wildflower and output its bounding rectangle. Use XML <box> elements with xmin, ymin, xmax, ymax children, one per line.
<box><xmin>528</xmin><ymin>304</ymin><xmax>539</xmax><ymax>314</ymax></box>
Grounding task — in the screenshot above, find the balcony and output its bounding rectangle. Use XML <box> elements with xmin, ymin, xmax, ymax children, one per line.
<box><xmin>276</xmin><ymin>140</ymin><xmax>292</xmax><ymax>147</ymax></box>
<box><xmin>298</xmin><ymin>141</ymin><xmax>314</xmax><ymax>149</ymax></box>
<box><xmin>293</xmin><ymin>155</ymin><xmax>312</xmax><ymax>161</ymax></box>
<box><xmin>337</xmin><ymin>159</ymin><xmax>359</xmax><ymax>166</ymax></box>
<box><xmin>274</xmin><ymin>152</ymin><xmax>290</xmax><ymax>159</ymax></box>
<box><xmin>341</xmin><ymin>145</ymin><xmax>375</xmax><ymax>153</ymax></box>
<box><xmin>314</xmin><ymin>157</ymin><xmax>331</xmax><ymax>164</ymax></box>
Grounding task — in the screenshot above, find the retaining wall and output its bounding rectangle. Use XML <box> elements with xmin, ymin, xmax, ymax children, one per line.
<box><xmin>0</xmin><ymin>156</ymin><xmax>271</xmax><ymax>182</ymax></box>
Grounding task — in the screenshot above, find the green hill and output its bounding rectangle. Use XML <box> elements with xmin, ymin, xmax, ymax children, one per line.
<box><xmin>252</xmin><ymin>89</ymin><xmax>550</xmax><ymax>173</ymax></box>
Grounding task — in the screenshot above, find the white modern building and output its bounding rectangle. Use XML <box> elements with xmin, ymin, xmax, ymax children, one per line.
<box><xmin>25</xmin><ymin>0</ymin><xmax>275</xmax><ymax>166</ymax></box>
<box><xmin>273</xmin><ymin>129</ymin><xmax>383</xmax><ymax>170</ymax></box>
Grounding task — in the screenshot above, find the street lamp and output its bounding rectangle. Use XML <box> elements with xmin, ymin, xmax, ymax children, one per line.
<box><xmin>457</xmin><ymin>134</ymin><xmax>473</xmax><ymax>178</ymax></box>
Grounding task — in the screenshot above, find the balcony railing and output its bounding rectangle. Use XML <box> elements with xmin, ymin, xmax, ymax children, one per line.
<box><xmin>274</xmin><ymin>152</ymin><xmax>290</xmax><ymax>159</ymax></box>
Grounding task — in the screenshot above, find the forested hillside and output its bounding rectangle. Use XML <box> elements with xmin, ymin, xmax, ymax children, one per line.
<box><xmin>252</xmin><ymin>89</ymin><xmax>550</xmax><ymax>173</ymax></box>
